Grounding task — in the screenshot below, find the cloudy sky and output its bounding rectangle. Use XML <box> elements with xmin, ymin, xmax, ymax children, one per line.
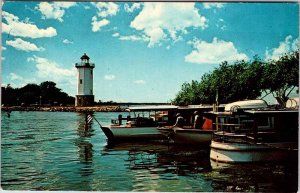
<box><xmin>1</xmin><ymin>2</ymin><xmax>299</xmax><ymax>102</ymax></box>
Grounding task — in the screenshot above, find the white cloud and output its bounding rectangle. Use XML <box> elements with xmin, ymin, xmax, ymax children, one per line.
<box><xmin>203</xmin><ymin>3</ymin><xmax>225</xmax><ymax>9</ymax></box>
<box><xmin>130</xmin><ymin>3</ymin><xmax>207</xmax><ymax>47</ymax></box>
<box><xmin>90</xmin><ymin>2</ymin><xmax>118</xmax><ymax>32</ymax></box>
<box><xmin>104</xmin><ymin>74</ymin><xmax>116</xmax><ymax>80</ymax></box>
<box><xmin>27</xmin><ymin>57</ymin><xmax>34</xmax><ymax>62</ymax></box>
<box><xmin>112</xmin><ymin>33</ymin><xmax>120</xmax><ymax>37</ymax></box>
<box><xmin>2</xmin><ymin>46</ymin><xmax>7</xmax><ymax>50</ymax></box>
<box><xmin>134</xmin><ymin>80</ymin><xmax>146</xmax><ymax>84</ymax></box>
<box><xmin>36</xmin><ymin>2</ymin><xmax>76</xmax><ymax>22</ymax></box>
<box><xmin>216</xmin><ymin>18</ymin><xmax>226</xmax><ymax>30</ymax></box>
<box><xmin>124</xmin><ymin>3</ymin><xmax>142</xmax><ymax>13</ymax></box>
<box><xmin>92</xmin><ymin>2</ymin><xmax>119</xmax><ymax>17</ymax></box>
<box><xmin>6</xmin><ymin>38</ymin><xmax>45</xmax><ymax>52</ymax></box>
<box><xmin>91</xmin><ymin>17</ymin><xmax>109</xmax><ymax>32</ymax></box>
<box><xmin>28</xmin><ymin>56</ymin><xmax>76</xmax><ymax>84</ymax></box>
<box><xmin>119</xmin><ymin>35</ymin><xmax>149</xmax><ymax>42</ymax></box>
<box><xmin>265</xmin><ymin>35</ymin><xmax>299</xmax><ymax>61</ymax></box>
<box><xmin>112</xmin><ymin>32</ymin><xmax>149</xmax><ymax>43</ymax></box>
<box><xmin>62</xmin><ymin>39</ymin><xmax>74</xmax><ymax>44</ymax></box>
<box><xmin>2</xmin><ymin>57</ymin><xmax>5</xmax><ymax>61</ymax></box>
<box><xmin>8</xmin><ymin>72</ymin><xmax>36</xmax><ymax>87</ymax></box>
<box><xmin>185</xmin><ymin>37</ymin><xmax>249</xmax><ymax>64</ymax></box>
<box><xmin>10</xmin><ymin>72</ymin><xmax>23</xmax><ymax>81</ymax></box>
<box><xmin>2</xmin><ymin>11</ymin><xmax>57</xmax><ymax>38</ymax></box>
<box><xmin>292</xmin><ymin>38</ymin><xmax>299</xmax><ymax>50</ymax></box>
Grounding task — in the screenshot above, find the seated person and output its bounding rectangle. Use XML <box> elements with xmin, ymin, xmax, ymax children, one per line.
<box><xmin>193</xmin><ymin>111</ymin><xmax>204</xmax><ymax>129</ymax></box>
<box><xmin>173</xmin><ymin>113</ymin><xmax>184</xmax><ymax>128</ymax></box>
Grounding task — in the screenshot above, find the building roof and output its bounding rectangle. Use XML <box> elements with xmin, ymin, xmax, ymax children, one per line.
<box><xmin>80</xmin><ymin>53</ymin><xmax>90</xmax><ymax>60</ymax></box>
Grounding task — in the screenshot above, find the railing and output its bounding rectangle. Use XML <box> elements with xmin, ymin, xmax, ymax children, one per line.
<box><xmin>212</xmin><ymin>121</ymin><xmax>280</xmax><ymax>143</ymax></box>
<box><xmin>75</xmin><ymin>63</ymin><xmax>95</xmax><ymax>68</ymax></box>
<box><xmin>213</xmin><ymin>123</ymin><xmax>252</xmax><ymax>143</ymax></box>
<box><xmin>213</xmin><ymin>131</ymin><xmax>253</xmax><ymax>143</ymax></box>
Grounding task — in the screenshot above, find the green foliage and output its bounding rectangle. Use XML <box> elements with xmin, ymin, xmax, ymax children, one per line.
<box><xmin>173</xmin><ymin>51</ymin><xmax>299</xmax><ymax>106</ymax></box>
<box><xmin>261</xmin><ymin>51</ymin><xmax>299</xmax><ymax>106</ymax></box>
<box><xmin>2</xmin><ymin>81</ymin><xmax>75</xmax><ymax>106</ymax></box>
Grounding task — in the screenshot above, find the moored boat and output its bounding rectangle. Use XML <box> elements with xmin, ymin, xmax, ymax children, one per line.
<box><xmin>170</xmin><ymin>127</ymin><xmax>213</xmax><ymax>145</ymax></box>
<box><xmin>157</xmin><ymin>105</ymin><xmax>223</xmax><ymax>145</ymax></box>
<box><xmin>209</xmin><ymin>107</ymin><xmax>298</xmax><ymax>163</ymax></box>
<box><xmin>100</xmin><ymin>105</ymin><xmax>178</xmax><ymax>142</ymax></box>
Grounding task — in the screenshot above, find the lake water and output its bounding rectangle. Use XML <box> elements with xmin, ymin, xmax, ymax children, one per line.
<box><xmin>1</xmin><ymin>111</ymin><xmax>298</xmax><ymax>191</ymax></box>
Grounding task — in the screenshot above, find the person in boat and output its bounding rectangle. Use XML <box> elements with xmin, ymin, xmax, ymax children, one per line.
<box><xmin>173</xmin><ymin>113</ymin><xmax>184</xmax><ymax>128</ymax></box>
<box><xmin>193</xmin><ymin>111</ymin><xmax>203</xmax><ymax>129</ymax></box>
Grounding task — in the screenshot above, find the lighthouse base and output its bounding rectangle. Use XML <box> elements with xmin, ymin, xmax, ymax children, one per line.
<box><xmin>75</xmin><ymin>95</ymin><xmax>94</xmax><ymax>107</ymax></box>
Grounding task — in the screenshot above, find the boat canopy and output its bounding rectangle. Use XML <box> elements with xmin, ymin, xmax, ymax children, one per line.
<box><xmin>224</xmin><ymin>99</ymin><xmax>268</xmax><ymax>111</ymax></box>
<box><xmin>126</xmin><ymin>104</ymin><xmax>225</xmax><ymax>112</ymax></box>
<box><xmin>244</xmin><ymin>109</ymin><xmax>299</xmax><ymax>115</ymax></box>
<box><xmin>126</xmin><ymin>105</ymin><xmax>178</xmax><ymax>112</ymax></box>
<box><xmin>178</xmin><ymin>104</ymin><xmax>225</xmax><ymax>110</ymax></box>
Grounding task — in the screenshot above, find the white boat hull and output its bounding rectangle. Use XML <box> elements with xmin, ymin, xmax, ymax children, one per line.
<box><xmin>210</xmin><ymin>140</ymin><xmax>297</xmax><ymax>163</ymax></box>
<box><xmin>103</xmin><ymin>126</ymin><xmax>164</xmax><ymax>141</ymax></box>
<box><xmin>172</xmin><ymin>129</ymin><xmax>213</xmax><ymax>145</ymax></box>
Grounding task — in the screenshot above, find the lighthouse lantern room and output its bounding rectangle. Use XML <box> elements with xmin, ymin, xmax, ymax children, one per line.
<box><xmin>75</xmin><ymin>53</ymin><xmax>95</xmax><ymax>106</ymax></box>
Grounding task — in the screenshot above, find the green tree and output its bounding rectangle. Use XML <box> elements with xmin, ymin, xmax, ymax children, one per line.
<box><xmin>1</xmin><ymin>81</ymin><xmax>75</xmax><ymax>106</ymax></box>
<box><xmin>261</xmin><ymin>51</ymin><xmax>299</xmax><ymax>106</ymax></box>
<box><xmin>19</xmin><ymin>83</ymin><xmax>41</xmax><ymax>105</ymax></box>
<box><xmin>40</xmin><ymin>81</ymin><xmax>61</xmax><ymax>105</ymax></box>
<box><xmin>2</xmin><ymin>84</ymin><xmax>20</xmax><ymax>106</ymax></box>
<box><xmin>173</xmin><ymin>51</ymin><xmax>298</xmax><ymax>106</ymax></box>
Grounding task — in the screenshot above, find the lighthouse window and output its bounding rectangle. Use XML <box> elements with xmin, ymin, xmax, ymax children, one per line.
<box><xmin>80</xmin><ymin>79</ymin><xmax>82</xmax><ymax>84</ymax></box>
<box><xmin>91</xmin><ymin>70</ymin><xmax>93</xmax><ymax>75</ymax></box>
<box><xmin>90</xmin><ymin>89</ymin><xmax>92</xmax><ymax>94</ymax></box>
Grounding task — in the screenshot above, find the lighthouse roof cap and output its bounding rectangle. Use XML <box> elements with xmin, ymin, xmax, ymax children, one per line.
<box><xmin>80</xmin><ymin>53</ymin><xmax>90</xmax><ymax>60</ymax></box>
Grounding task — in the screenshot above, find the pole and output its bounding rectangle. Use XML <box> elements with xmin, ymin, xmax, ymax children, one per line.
<box><xmin>84</xmin><ymin>112</ymin><xmax>89</xmax><ymax>132</ymax></box>
<box><xmin>216</xmin><ymin>89</ymin><xmax>219</xmax><ymax>131</ymax></box>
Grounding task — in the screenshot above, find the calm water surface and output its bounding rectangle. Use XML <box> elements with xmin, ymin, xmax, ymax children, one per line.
<box><xmin>1</xmin><ymin>111</ymin><xmax>298</xmax><ymax>191</ymax></box>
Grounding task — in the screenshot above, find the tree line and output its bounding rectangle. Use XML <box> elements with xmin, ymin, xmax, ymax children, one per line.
<box><xmin>2</xmin><ymin>81</ymin><xmax>75</xmax><ymax>106</ymax></box>
<box><xmin>172</xmin><ymin>51</ymin><xmax>299</xmax><ymax>107</ymax></box>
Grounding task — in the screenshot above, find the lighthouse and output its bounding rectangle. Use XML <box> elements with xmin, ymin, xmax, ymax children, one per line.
<box><xmin>75</xmin><ymin>53</ymin><xmax>95</xmax><ymax>106</ymax></box>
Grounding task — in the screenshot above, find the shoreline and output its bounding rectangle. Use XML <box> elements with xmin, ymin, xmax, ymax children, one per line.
<box><xmin>1</xmin><ymin>106</ymin><xmax>125</xmax><ymax>112</ymax></box>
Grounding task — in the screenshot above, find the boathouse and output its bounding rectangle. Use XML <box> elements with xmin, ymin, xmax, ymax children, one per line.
<box><xmin>75</xmin><ymin>53</ymin><xmax>95</xmax><ymax>106</ymax></box>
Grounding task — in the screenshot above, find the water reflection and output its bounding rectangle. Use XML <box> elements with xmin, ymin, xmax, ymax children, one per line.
<box><xmin>207</xmin><ymin>159</ymin><xmax>298</xmax><ymax>192</ymax></box>
<box><xmin>2</xmin><ymin>112</ymin><xmax>298</xmax><ymax>191</ymax></box>
<box><xmin>103</xmin><ymin>142</ymin><xmax>212</xmax><ymax>177</ymax></box>
<box><xmin>75</xmin><ymin>113</ymin><xmax>94</xmax><ymax>178</ymax></box>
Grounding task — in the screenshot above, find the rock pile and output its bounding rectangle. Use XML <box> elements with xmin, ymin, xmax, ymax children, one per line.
<box><xmin>1</xmin><ymin>106</ymin><xmax>125</xmax><ymax>112</ymax></box>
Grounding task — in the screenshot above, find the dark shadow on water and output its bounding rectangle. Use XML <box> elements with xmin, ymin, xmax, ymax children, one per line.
<box><xmin>103</xmin><ymin>141</ymin><xmax>212</xmax><ymax>176</ymax></box>
<box><xmin>207</xmin><ymin>159</ymin><xmax>298</xmax><ymax>192</ymax></box>
<box><xmin>103</xmin><ymin>140</ymin><xmax>298</xmax><ymax>192</ymax></box>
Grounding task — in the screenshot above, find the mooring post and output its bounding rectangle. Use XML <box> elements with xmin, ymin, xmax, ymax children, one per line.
<box><xmin>84</xmin><ymin>112</ymin><xmax>89</xmax><ymax>132</ymax></box>
<box><xmin>118</xmin><ymin>114</ymin><xmax>122</xmax><ymax>125</ymax></box>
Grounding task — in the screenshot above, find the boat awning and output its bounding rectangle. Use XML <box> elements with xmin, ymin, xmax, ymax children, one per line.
<box><xmin>244</xmin><ymin>110</ymin><xmax>299</xmax><ymax>115</ymax></box>
<box><xmin>224</xmin><ymin>99</ymin><xmax>268</xmax><ymax>111</ymax></box>
<box><xmin>126</xmin><ymin>105</ymin><xmax>178</xmax><ymax>112</ymax></box>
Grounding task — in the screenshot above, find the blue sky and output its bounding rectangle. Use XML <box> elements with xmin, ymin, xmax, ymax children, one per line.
<box><xmin>1</xmin><ymin>2</ymin><xmax>299</xmax><ymax>103</ymax></box>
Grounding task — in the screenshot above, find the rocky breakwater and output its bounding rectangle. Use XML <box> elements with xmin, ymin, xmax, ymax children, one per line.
<box><xmin>1</xmin><ymin>106</ymin><xmax>125</xmax><ymax>112</ymax></box>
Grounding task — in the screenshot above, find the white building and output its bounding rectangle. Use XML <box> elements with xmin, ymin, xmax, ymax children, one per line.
<box><xmin>75</xmin><ymin>53</ymin><xmax>95</xmax><ymax>106</ymax></box>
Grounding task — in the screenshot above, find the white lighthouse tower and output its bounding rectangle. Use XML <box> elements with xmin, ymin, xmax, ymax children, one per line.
<box><xmin>75</xmin><ymin>53</ymin><xmax>95</xmax><ymax>106</ymax></box>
